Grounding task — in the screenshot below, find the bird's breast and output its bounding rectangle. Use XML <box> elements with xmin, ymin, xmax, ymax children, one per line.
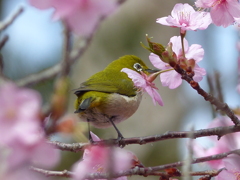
<box><xmin>78</xmin><ymin>92</ymin><xmax>142</xmax><ymax>128</ymax></box>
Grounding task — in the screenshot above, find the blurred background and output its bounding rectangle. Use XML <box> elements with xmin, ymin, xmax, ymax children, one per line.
<box><xmin>1</xmin><ymin>0</ymin><xmax>240</xmax><ymax>179</ymax></box>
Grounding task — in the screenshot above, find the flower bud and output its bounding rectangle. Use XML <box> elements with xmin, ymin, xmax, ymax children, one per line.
<box><xmin>141</xmin><ymin>34</ymin><xmax>165</xmax><ymax>58</ymax></box>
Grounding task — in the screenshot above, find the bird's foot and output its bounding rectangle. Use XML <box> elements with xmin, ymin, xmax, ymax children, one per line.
<box><xmin>117</xmin><ymin>133</ymin><xmax>125</xmax><ymax>148</ymax></box>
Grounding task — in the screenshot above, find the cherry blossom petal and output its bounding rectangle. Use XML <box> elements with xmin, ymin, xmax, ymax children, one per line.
<box><xmin>160</xmin><ymin>71</ymin><xmax>182</xmax><ymax>89</ymax></box>
<box><xmin>157</xmin><ymin>3</ymin><xmax>211</xmax><ymax>32</ymax></box>
<box><xmin>145</xmin><ymin>86</ymin><xmax>163</xmax><ymax>106</ymax></box>
<box><xmin>72</xmin><ymin>133</ymin><xmax>134</xmax><ymax>180</ymax></box>
<box><xmin>29</xmin><ymin>0</ymin><xmax>117</xmax><ymax>35</ymax></box>
<box><xmin>121</xmin><ymin>68</ymin><xmax>163</xmax><ymax>106</ymax></box>
<box><xmin>192</xmin><ymin>65</ymin><xmax>206</xmax><ymax>82</ymax></box>
<box><xmin>149</xmin><ymin>53</ymin><xmax>169</xmax><ymax>70</ymax></box>
<box><xmin>170</xmin><ymin>36</ymin><xmax>188</xmax><ymax>56</ymax></box>
<box><xmin>195</xmin><ymin>0</ymin><xmax>240</xmax><ymax>27</ymax></box>
<box><xmin>186</xmin><ymin>44</ymin><xmax>204</xmax><ymax>62</ymax></box>
<box><xmin>121</xmin><ymin>68</ymin><xmax>146</xmax><ymax>88</ymax></box>
<box><xmin>211</xmin><ymin>4</ymin><xmax>235</xmax><ymax>27</ymax></box>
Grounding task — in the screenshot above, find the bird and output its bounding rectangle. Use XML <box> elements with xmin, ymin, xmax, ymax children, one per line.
<box><xmin>74</xmin><ymin>55</ymin><xmax>158</xmax><ymax>140</ymax></box>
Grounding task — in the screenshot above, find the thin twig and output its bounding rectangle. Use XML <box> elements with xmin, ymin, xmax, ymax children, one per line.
<box><xmin>0</xmin><ymin>6</ymin><xmax>24</xmax><ymax>31</ymax></box>
<box><xmin>144</xmin><ymin>149</ymin><xmax>240</xmax><ymax>172</ymax></box>
<box><xmin>0</xmin><ymin>35</ymin><xmax>9</xmax><ymax>50</ymax></box>
<box><xmin>31</xmin><ymin>149</ymin><xmax>230</xmax><ymax>179</ymax></box>
<box><xmin>30</xmin><ymin>167</ymin><xmax>73</xmax><ymax>177</ymax></box>
<box><xmin>16</xmin><ymin>63</ymin><xmax>61</xmax><ymax>86</ymax></box>
<box><xmin>0</xmin><ymin>36</ymin><xmax>11</xmax><ymax>81</ymax></box>
<box><xmin>170</xmin><ymin>62</ymin><xmax>240</xmax><ymax>125</ymax></box>
<box><xmin>61</xmin><ymin>25</ymin><xmax>72</xmax><ymax>76</ymax></box>
<box><xmin>206</xmin><ymin>74</ymin><xmax>216</xmax><ymax>118</ymax></box>
<box><xmin>49</xmin><ymin>124</ymin><xmax>240</xmax><ymax>151</ymax></box>
<box><xmin>31</xmin><ymin>167</ymin><xmax>223</xmax><ymax>179</ymax></box>
<box><xmin>182</xmin><ymin>127</ymin><xmax>194</xmax><ymax>180</ymax></box>
<box><xmin>48</xmin><ymin>141</ymin><xmax>88</xmax><ymax>152</ymax></box>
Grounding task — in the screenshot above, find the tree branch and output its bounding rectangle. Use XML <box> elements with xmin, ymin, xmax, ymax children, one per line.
<box><xmin>0</xmin><ymin>6</ymin><xmax>24</xmax><ymax>31</ymax></box>
<box><xmin>49</xmin><ymin>124</ymin><xmax>240</xmax><ymax>151</ymax></box>
<box><xmin>30</xmin><ymin>167</ymin><xmax>73</xmax><ymax>177</ymax></box>
<box><xmin>170</xmin><ymin>62</ymin><xmax>240</xmax><ymax>125</ymax></box>
<box><xmin>31</xmin><ymin>148</ymin><xmax>230</xmax><ymax>179</ymax></box>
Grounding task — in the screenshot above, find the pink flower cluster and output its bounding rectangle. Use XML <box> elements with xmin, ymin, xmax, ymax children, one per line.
<box><xmin>193</xmin><ymin>117</ymin><xmax>240</xmax><ymax>179</ymax></box>
<box><xmin>158</xmin><ymin>2</ymin><xmax>240</xmax><ymax>29</ymax></box>
<box><xmin>149</xmin><ymin>36</ymin><xmax>206</xmax><ymax>89</ymax></box>
<box><xmin>29</xmin><ymin>0</ymin><xmax>117</xmax><ymax>35</ymax></box>
<box><xmin>195</xmin><ymin>0</ymin><xmax>240</xmax><ymax>27</ymax></box>
<box><xmin>121</xmin><ymin>68</ymin><xmax>164</xmax><ymax>106</ymax></box>
<box><xmin>157</xmin><ymin>3</ymin><xmax>212</xmax><ymax>33</ymax></box>
<box><xmin>0</xmin><ymin>83</ymin><xmax>59</xmax><ymax>179</ymax></box>
<box><xmin>72</xmin><ymin>132</ymin><xmax>137</xmax><ymax>180</ymax></box>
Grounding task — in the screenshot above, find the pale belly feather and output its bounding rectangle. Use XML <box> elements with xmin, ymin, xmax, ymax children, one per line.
<box><xmin>78</xmin><ymin>92</ymin><xmax>142</xmax><ymax>128</ymax></box>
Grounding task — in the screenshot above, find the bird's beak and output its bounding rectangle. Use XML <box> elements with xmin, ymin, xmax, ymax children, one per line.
<box><xmin>143</xmin><ymin>68</ymin><xmax>161</xmax><ymax>82</ymax></box>
<box><xmin>145</xmin><ymin>68</ymin><xmax>161</xmax><ymax>73</ymax></box>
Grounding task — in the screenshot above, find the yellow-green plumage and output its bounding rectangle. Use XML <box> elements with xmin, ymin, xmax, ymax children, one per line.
<box><xmin>74</xmin><ymin>55</ymin><xmax>152</xmax><ymax>129</ymax></box>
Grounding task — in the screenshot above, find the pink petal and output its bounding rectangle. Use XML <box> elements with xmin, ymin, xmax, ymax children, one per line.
<box><xmin>145</xmin><ymin>86</ymin><xmax>163</xmax><ymax>106</ymax></box>
<box><xmin>28</xmin><ymin>0</ymin><xmax>54</xmax><ymax>9</ymax></box>
<box><xmin>195</xmin><ymin>0</ymin><xmax>216</xmax><ymax>8</ymax></box>
<box><xmin>31</xmin><ymin>140</ymin><xmax>60</xmax><ymax>168</ymax></box>
<box><xmin>90</xmin><ymin>131</ymin><xmax>101</xmax><ymax>142</ymax></box>
<box><xmin>121</xmin><ymin>68</ymin><xmax>146</xmax><ymax>88</ymax></box>
<box><xmin>156</xmin><ymin>17</ymin><xmax>172</xmax><ymax>26</ymax></box>
<box><xmin>186</xmin><ymin>44</ymin><xmax>204</xmax><ymax>62</ymax></box>
<box><xmin>160</xmin><ymin>71</ymin><xmax>182</xmax><ymax>89</ymax></box>
<box><xmin>170</xmin><ymin>36</ymin><xmax>189</xmax><ymax>56</ymax></box>
<box><xmin>149</xmin><ymin>53</ymin><xmax>169</xmax><ymax>70</ymax></box>
<box><xmin>193</xmin><ymin>65</ymin><xmax>206</xmax><ymax>82</ymax></box>
<box><xmin>211</xmin><ymin>3</ymin><xmax>234</xmax><ymax>27</ymax></box>
<box><xmin>227</xmin><ymin>0</ymin><xmax>240</xmax><ymax>18</ymax></box>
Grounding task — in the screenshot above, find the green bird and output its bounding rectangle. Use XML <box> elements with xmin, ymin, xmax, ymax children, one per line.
<box><xmin>74</xmin><ymin>55</ymin><xmax>158</xmax><ymax>140</ymax></box>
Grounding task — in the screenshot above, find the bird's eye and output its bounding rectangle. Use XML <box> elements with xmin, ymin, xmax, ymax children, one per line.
<box><xmin>133</xmin><ymin>63</ymin><xmax>143</xmax><ymax>72</ymax></box>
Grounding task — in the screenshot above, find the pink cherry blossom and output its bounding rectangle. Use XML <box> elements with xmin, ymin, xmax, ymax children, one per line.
<box><xmin>157</xmin><ymin>3</ymin><xmax>212</xmax><ymax>33</ymax></box>
<box><xmin>1</xmin><ymin>165</ymin><xmax>47</xmax><ymax>180</ymax></box>
<box><xmin>121</xmin><ymin>68</ymin><xmax>163</xmax><ymax>106</ymax></box>
<box><xmin>193</xmin><ymin>116</ymin><xmax>240</xmax><ymax>169</ymax></box>
<box><xmin>149</xmin><ymin>36</ymin><xmax>206</xmax><ymax>89</ymax></box>
<box><xmin>0</xmin><ymin>83</ymin><xmax>60</xmax><ymax>170</ymax></box>
<box><xmin>216</xmin><ymin>155</ymin><xmax>240</xmax><ymax>180</ymax></box>
<box><xmin>237</xmin><ymin>57</ymin><xmax>240</xmax><ymax>94</ymax></box>
<box><xmin>72</xmin><ymin>132</ymin><xmax>134</xmax><ymax>180</ymax></box>
<box><xmin>195</xmin><ymin>0</ymin><xmax>240</xmax><ymax>27</ymax></box>
<box><xmin>29</xmin><ymin>0</ymin><xmax>117</xmax><ymax>35</ymax></box>
<box><xmin>0</xmin><ymin>83</ymin><xmax>42</xmax><ymax>144</ymax></box>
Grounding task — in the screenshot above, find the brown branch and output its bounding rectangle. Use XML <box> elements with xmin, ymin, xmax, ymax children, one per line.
<box><xmin>61</xmin><ymin>25</ymin><xmax>72</xmax><ymax>76</ymax></box>
<box><xmin>49</xmin><ymin>124</ymin><xmax>240</xmax><ymax>152</ymax></box>
<box><xmin>0</xmin><ymin>35</ymin><xmax>11</xmax><ymax>82</ymax></box>
<box><xmin>30</xmin><ymin>167</ymin><xmax>72</xmax><ymax>177</ymax></box>
<box><xmin>0</xmin><ymin>6</ymin><xmax>24</xmax><ymax>31</ymax></box>
<box><xmin>170</xmin><ymin>62</ymin><xmax>240</xmax><ymax>125</ymax></box>
<box><xmin>207</xmin><ymin>74</ymin><xmax>216</xmax><ymax>118</ymax></box>
<box><xmin>0</xmin><ymin>35</ymin><xmax>9</xmax><ymax>50</ymax></box>
<box><xmin>144</xmin><ymin>149</ymin><xmax>240</xmax><ymax>172</ymax></box>
<box><xmin>31</xmin><ymin>167</ymin><xmax>223</xmax><ymax>179</ymax></box>
<box><xmin>16</xmin><ymin>63</ymin><xmax>61</xmax><ymax>86</ymax></box>
<box><xmin>31</xmin><ymin>150</ymin><xmax>228</xmax><ymax>179</ymax></box>
<box><xmin>48</xmin><ymin>141</ymin><xmax>88</xmax><ymax>152</ymax></box>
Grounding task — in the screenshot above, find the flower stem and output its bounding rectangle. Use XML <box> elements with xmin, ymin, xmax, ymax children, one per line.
<box><xmin>180</xmin><ymin>31</ymin><xmax>186</xmax><ymax>58</ymax></box>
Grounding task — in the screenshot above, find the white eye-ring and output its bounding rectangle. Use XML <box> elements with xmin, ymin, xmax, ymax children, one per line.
<box><xmin>133</xmin><ymin>63</ymin><xmax>143</xmax><ymax>72</ymax></box>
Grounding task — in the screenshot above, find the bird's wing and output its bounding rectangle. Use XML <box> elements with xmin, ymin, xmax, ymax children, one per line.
<box><xmin>74</xmin><ymin>74</ymin><xmax>136</xmax><ymax>97</ymax></box>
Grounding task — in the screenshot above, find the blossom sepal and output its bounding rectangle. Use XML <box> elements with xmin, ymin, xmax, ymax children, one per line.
<box><xmin>141</xmin><ymin>35</ymin><xmax>165</xmax><ymax>59</ymax></box>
